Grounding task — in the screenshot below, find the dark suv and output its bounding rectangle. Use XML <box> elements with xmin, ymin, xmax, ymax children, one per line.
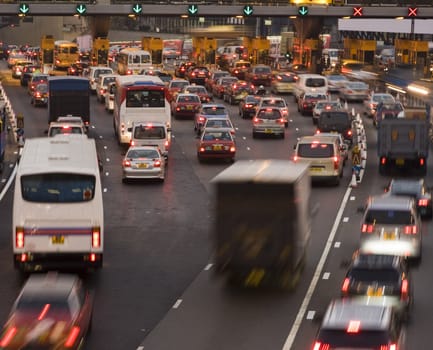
<box><xmin>341</xmin><ymin>253</ymin><xmax>412</xmax><ymax>320</ymax></box>
<box><xmin>317</xmin><ymin>109</ymin><xmax>353</xmax><ymax>145</ymax></box>
<box><xmin>313</xmin><ymin>298</ymin><xmax>406</xmax><ymax>350</ymax></box>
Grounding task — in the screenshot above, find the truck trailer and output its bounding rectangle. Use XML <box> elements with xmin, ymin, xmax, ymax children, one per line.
<box><xmin>211</xmin><ymin>159</ymin><xmax>311</xmax><ymax>290</ymax></box>
<box><xmin>377</xmin><ymin>107</ymin><xmax>430</xmax><ymax>175</ymax></box>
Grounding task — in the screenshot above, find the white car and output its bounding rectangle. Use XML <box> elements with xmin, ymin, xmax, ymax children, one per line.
<box><xmin>96</xmin><ymin>73</ymin><xmax>118</xmax><ymax>103</ymax></box>
<box><xmin>258</xmin><ymin>96</ymin><xmax>290</xmax><ymax>127</ymax></box>
<box><xmin>104</xmin><ymin>81</ymin><xmax>116</xmax><ymax>113</ymax></box>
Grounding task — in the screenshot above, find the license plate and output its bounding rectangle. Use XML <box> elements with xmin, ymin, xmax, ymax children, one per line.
<box><xmin>310</xmin><ymin>167</ymin><xmax>322</xmax><ymax>172</ymax></box>
<box><xmin>265</xmin><ymin>129</ymin><xmax>273</xmax><ymax>134</ymax></box>
<box><xmin>396</xmin><ymin>158</ymin><xmax>405</xmax><ymax>165</ymax></box>
<box><xmin>138</xmin><ymin>163</ymin><xmax>148</xmax><ymax>168</ymax></box>
<box><xmin>187</xmin><ymin>105</ymin><xmax>193</xmax><ymax>110</ymax></box>
<box><xmin>367</xmin><ymin>287</ymin><xmax>384</xmax><ymax>296</ymax></box>
<box><xmin>213</xmin><ymin>145</ymin><xmax>222</xmax><ymax>150</ymax></box>
<box><xmin>383</xmin><ymin>232</ymin><xmax>396</xmax><ymax>240</ymax></box>
<box><xmin>245</xmin><ymin>268</ymin><xmax>265</xmax><ymax>287</ymax></box>
<box><xmin>51</xmin><ymin>236</ymin><xmax>64</xmax><ymax>244</ymax></box>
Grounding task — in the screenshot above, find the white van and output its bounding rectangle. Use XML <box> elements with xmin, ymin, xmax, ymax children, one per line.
<box><xmin>293</xmin><ymin>74</ymin><xmax>328</xmax><ymax>102</ymax></box>
<box><xmin>12</xmin><ymin>136</ymin><xmax>104</xmax><ymax>271</ymax></box>
<box><xmin>130</xmin><ymin>121</ymin><xmax>170</xmax><ymax>158</ymax></box>
<box><xmin>86</xmin><ymin>66</ymin><xmax>114</xmax><ymax>94</ymax></box>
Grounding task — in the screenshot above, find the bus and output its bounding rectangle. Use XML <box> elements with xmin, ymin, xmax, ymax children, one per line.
<box><xmin>54</xmin><ymin>40</ymin><xmax>79</xmax><ymax>70</ymax></box>
<box><xmin>116</xmin><ymin>47</ymin><xmax>152</xmax><ymax>75</ymax></box>
<box><xmin>12</xmin><ymin>135</ymin><xmax>104</xmax><ymax>271</ymax></box>
<box><xmin>113</xmin><ymin>75</ymin><xmax>171</xmax><ymax>146</ymax></box>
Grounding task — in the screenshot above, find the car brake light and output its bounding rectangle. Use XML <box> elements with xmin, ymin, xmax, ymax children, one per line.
<box><xmin>404</xmin><ymin>225</ymin><xmax>417</xmax><ymax>235</ymax></box>
<box><xmin>38</xmin><ymin>304</ymin><xmax>51</xmax><ymax>321</ymax></box>
<box><xmin>16</xmin><ymin>227</ymin><xmax>24</xmax><ymax>248</ymax></box>
<box><xmin>154</xmin><ymin>160</ymin><xmax>161</xmax><ymax>167</ymax></box>
<box><xmin>230</xmin><ymin>146</ymin><xmax>236</xmax><ymax>152</ymax></box>
<box><xmin>381</xmin><ymin>157</ymin><xmax>387</xmax><ymax>165</ymax></box>
<box><xmin>401</xmin><ymin>279</ymin><xmax>409</xmax><ymax>300</ymax></box>
<box><xmin>165</xmin><ymin>140</ymin><xmax>169</xmax><ymax>148</ymax></box>
<box><xmin>347</xmin><ymin>130</ymin><xmax>352</xmax><ymax>136</ymax></box>
<box><xmin>361</xmin><ymin>224</ymin><xmax>374</xmax><ymax>233</ymax></box>
<box><xmin>279</xmin><ymin>118</ymin><xmax>285</xmax><ymax>124</ymax></box>
<box><xmin>313</xmin><ymin>342</ymin><xmax>330</xmax><ymax>350</ymax></box>
<box><xmin>199</xmin><ymin>116</ymin><xmax>205</xmax><ymax>122</ymax></box>
<box><xmin>64</xmin><ymin>326</ymin><xmax>80</xmax><ymax>348</ymax></box>
<box><xmin>92</xmin><ymin>227</ymin><xmax>101</xmax><ymax>248</ymax></box>
<box><xmin>341</xmin><ymin>277</ymin><xmax>350</xmax><ymax>293</ymax></box>
<box><xmin>420</xmin><ymin>158</ymin><xmax>425</xmax><ymax>166</ymax></box>
<box><xmin>418</xmin><ymin>199</ymin><xmax>428</xmax><ymax>206</ymax></box>
<box><xmin>380</xmin><ymin>344</ymin><xmax>397</xmax><ymax>350</ymax></box>
<box><xmin>346</xmin><ymin>320</ymin><xmax>360</xmax><ymax>333</ymax></box>
<box><xmin>316</xmin><ymin>129</ymin><xmax>320</xmax><ymax>134</ymax></box>
<box><xmin>245</xmin><ymin>104</ymin><xmax>252</xmax><ymax>108</ymax></box>
<box><xmin>0</xmin><ymin>327</ymin><xmax>17</xmax><ymax>347</ymax></box>
<box><xmin>333</xmin><ymin>156</ymin><xmax>339</xmax><ymax>170</ymax></box>
<box><xmin>130</xmin><ymin>140</ymin><xmax>135</xmax><ymax>146</ymax></box>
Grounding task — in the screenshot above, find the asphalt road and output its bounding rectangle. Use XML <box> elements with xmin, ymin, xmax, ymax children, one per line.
<box><xmin>0</xmin><ymin>63</ymin><xmax>432</xmax><ymax>350</ymax></box>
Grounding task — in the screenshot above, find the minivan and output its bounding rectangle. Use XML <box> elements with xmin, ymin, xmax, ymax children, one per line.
<box><xmin>316</xmin><ymin>109</ymin><xmax>353</xmax><ymax>145</ymax></box>
<box><xmin>293</xmin><ymin>74</ymin><xmax>328</xmax><ymax>102</ymax></box>
<box><xmin>130</xmin><ymin>121</ymin><xmax>170</xmax><ymax>159</ymax></box>
<box><xmin>294</xmin><ymin>135</ymin><xmax>343</xmax><ymax>185</ymax></box>
<box><xmin>86</xmin><ymin>66</ymin><xmax>114</xmax><ymax>94</ymax></box>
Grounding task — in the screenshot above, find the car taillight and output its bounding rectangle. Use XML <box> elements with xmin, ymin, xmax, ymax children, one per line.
<box><xmin>333</xmin><ymin>156</ymin><xmax>339</xmax><ymax>170</ymax></box>
<box><xmin>245</xmin><ymin>104</ymin><xmax>252</xmax><ymax>108</ymax></box>
<box><xmin>303</xmin><ymin>103</ymin><xmax>308</xmax><ymax>108</ymax></box>
<box><xmin>165</xmin><ymin>140</ymin><xmax>169</xmax><ymax>148</ymax></box>
<box><xmin>16</xmin><ymin>227</ymin><xmax>24</xmax><ymax>248</ymax></box>
<box><xmin>230</xmin><ymin>146</ymin><xmax>236</xmax><ymax>152</ymax></box>
<box><xmin>341</xmin><ymin>277</ymin><xmax>350</xmax><ymax>294</ymax></box>
<box><xmin>380</xmin><ymin>344</ymin><xmax>397</xmax><ymax>350</ymax></box>
<box><xmin>313</xmin><ymin>342</ymin><xmax>330</xmax><ymax>350</ymax></box>
<box><xmin>279</xmin><ymin>118</ymin><xmax>285</xmax><ymax>124</ymax></box>
<box><xmin>0</xmin><ymin>327</ymin><xmax>17</xmax><ymax>347</ymax></box>
<box><xmin>130</xmin><ymin>140</ymin><xmax>135</xmax><ymax>146</ymax></box>
<box><xmin>347</xmin><ymin>130</ymin><xmax>352</xmax><ymax>136</ymax></box>
<box><xmin>404</xmin><ymin>225</ymin><xmax>417</xmax><ymax>235</ymax></box>
<box><xmin>316</xmin><ymin>129</ymin><xmax>320</xmax><ymax>134</ymax></box>
<box><xmin>64</xmin><ymin>326</ymin><xmax>80</xmax><ymax>348</ymax></box>
<box><xmin>381</xmin><ymin>157</ymin><xmax>387</xmax><ymax>165</ymax></box>
<box><xmin>361</xmin><ymin>224</ymin><xmax>374</xmax><ymax>233</ymax></box>
<box><xmin>36</xmin><ymin>92</ymin><xmax>41</xmax><ymax>97</ymax></box>
<box><xmin>401</xmin><ymin>279</ymin><xmax>409</xmax><ymax>301</ymax></box>
<box><xmin>176</xmin><ymin>107</ymin><xmax>180</xmax><ymax>111</ymax></box>
<box><xmin>293</xmin><ymin>155</ymin><xmax>298</xmax><ymax>162</ymax></box>
<box><xmin>92</xmin><ymin>227</ymin><xmax>101</xmax><ymax>248</ymax></box>
<box><xmin>253</xmin><ymin>117</ymin><xmax>259</xmax><ymax>123</ymax></box>
<box><xmin>123</xmin><ymin>159</ymin><xmax>131</xmax><ymax>167</ymax></box>
<box><xmin>418</xmin><ymin>199</ymin><xmax>428</xmax><ymax>206</ymax></box>
<box><xmin>420</xmin><ymin>158</ymin><xmax>425</xmax><ymax>166</ymax></box>
<box><xmin>154</xmin><ymin>160</ymin><xmax>161</xmax><ymax>167</ymax></box>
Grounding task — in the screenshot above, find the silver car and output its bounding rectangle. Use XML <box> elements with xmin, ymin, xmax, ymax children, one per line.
<box><xmin>359</xmin><ymin>195</ymin><xmax>422</xmax><ymax>261</ymax></box>
<box><xmin>122</xmin><ymin>146</ymin><xmax>166</xmax><ymax>183</ymax></box>
<box><xmin>339</xmin><ymin>81</ymin><xmax>370</xmax><ymax>102</ymax></box>
<box><xmin>252</xmin><ymin>107</ymin><xmax>285</xmax><ymax>138</ymax></box>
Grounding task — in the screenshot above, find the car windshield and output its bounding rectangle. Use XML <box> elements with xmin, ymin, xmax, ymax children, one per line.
<box><xmin>133</xmin><ymin>125</ymin><xmax>166</xmax><ymax>139</ymax></box>
<box><xmin>206</xmin><ymin>120</ymin><xmax>231</xmax><ymax>128</ymax></box>
<box><xmin>298</xmin><ymin>143</ymin><xmax>333</xmax><ymax>158</ymax></box>
<box><xmin>329</xmin><ymin>75</ymin><xmax>347</xmax><ymax>81</ymax></box>
<box><xmin>364</xmin><ymin>209</ymin><xmax>414</xmax><ymax>225</ymax></box>
<box><xmin>171</xmin><ymin>81</ymin><xmax>188</xmax><ymax>89</ymax></box>
<box><xmin>254</xmin><ymin>67</ymin><xmax>271</xmax><ymax>74</ymax></box>
<box><xmin>202</xmin><ymin>107</ymin><xmax>227</xmax><ymax>115</ymax></box>
<box><xmin>15</xmin><ymin>299</ymin><xmax>72</xmax><ymax>319</ymax></box>
<box><xmin>178</xmin><ymin>95</ymin><xmax>200</xmax><ymax>103</ymax></box>
<box><xmin>127</xmin><ymin>149</ymin><xmax>160</xmax><ymax>159</ymax></box>
<box><xmin>349</xmin><ymin>268</ymin><xmax>400</xmax><ymax>283</ymax></box>
<box><xmin>277</xmin><ymin>74</ymin><xmax>296</xmax><ymax>82</ymax></box>
<box><xmin>186</xmin><ymin>87</ymin><xmax>206</xmax><ymax>94</ymax></box>
<box><xmin>348</xmin><ymin>82</ymin><xmax>368</xmax><ymax>89</ymax></box>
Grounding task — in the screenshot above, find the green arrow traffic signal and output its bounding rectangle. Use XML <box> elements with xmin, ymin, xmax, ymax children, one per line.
<box><xmin>243</xmin><ymin>5</ymin><xmax>253</xmax><ymax>16</ymax></box>
<box><xmin>188</xmin><ymin>4</ymin><xmax>198</xmax><ymax>15</ymax></box>
<box><xmin>18</xmin><ymin>3</ymin><xmax>29</xmax><ymax>15</ymax></box>
<box><xmin>298</xmin><ymin>6</ymin><xmax>308</xmax><ymax>16</ymax></box>
<box><xmin>132</xmin><ymin>4</ymin><xmax>142</xmax><ymax>14</ymax></box>
<box><xmin>76</xmin><ymin>4</ymin><xmax>87</xmax><ymax>15</ymax></box>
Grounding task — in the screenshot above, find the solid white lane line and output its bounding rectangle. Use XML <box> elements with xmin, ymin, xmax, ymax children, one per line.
<box><xmin>282</xmin><ymin>185</ymin><xmax>352</xmax><ymax>350</ymax></box>
<box><xmin>0</xmin><ymin>163</ymin><xmax>17</xmax><ymax>202</ymax></box>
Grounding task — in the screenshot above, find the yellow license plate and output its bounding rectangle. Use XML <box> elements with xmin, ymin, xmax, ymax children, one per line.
<box><xmin>396</xmin><ymin>158</ymin><xmax>404</xmax><ymax>165</ymax></box>
<box><xmin>187</xmin><ymin>105</ymin><xmax>193</xmax><ymax>110</ymax></box>
<box><xmin>310</xmin><ymin>167</ymin><xmax>322</xmax><ymax>172</ymax></box>
<box><xmin>51</xmin><ymin>236</ymin><xmax>64</xmax><ymax>244</ymax></box>
<box><xmin>213</xmin><ymin>145</ymin><xmax>222</xmax><ymax>150</ymax></box>
<box><xmin>265</xmin><ymin>129</ymin><xmax>273</xmax><ymax>134</ymax></box>
<box><xmin>138</xmin><ymin>163</ymin><xmax>148</xmax><ymax>168</ymax></box>
<box><xmin>383</xmin><ymin>232</ymin><xmax>396</xmax><ymax>240</ymax></box>
<box><xmin>367</xmin><ymin>287</ymin><xmax>384</xmax><ymax>296</ymax></box>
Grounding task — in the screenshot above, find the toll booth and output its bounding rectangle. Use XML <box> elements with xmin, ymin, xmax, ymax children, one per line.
<box><xmin>395</xmin><ymin>39</ymin><xmax>428</xmax><ymax>68</ymax></box>
<box><xmin>303</xmin><ymin>39</ymin><xmax>321</xmax><ymax>73</ymax></box>
<box><xmin>244</xmin><ymin>37</ymin><xmax>269</xmax><ymax>65</ymax></box>
<box><xmin>192</xmin><ymin>37</ymin><xmax>216</xmax><ymax>65</ymax></box>
<box><xmin>92</xmin><ymin>37</ymin><xmax>109</xmax><ymax>66</ymax></box>
<box><xmin>41</xmin><ymin>35</ymin><xmax>54</xmax><ymax>72</ymax></box>
<box><xmin>344</xmin><ymin>38</ymin><xmax>376</xmax><ymax>64</ymax></box>
<box><xmin>142</xmin><ymin>37</ymin><xmax>163</xmax><ymax>65</ymax></box>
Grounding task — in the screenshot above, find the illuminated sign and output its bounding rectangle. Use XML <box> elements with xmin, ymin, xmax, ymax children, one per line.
<box><xmin>298</xmin><ymin>6</ymin><xmax>308</xmax><ymax>16</ymax></box>
<box><xmin>243</xmin><ymin>5</ymin><xmax>253</xmax><ymax>16</ymax></box>
<box><xmin>408</xmin><ymin>7</ymin><xmax>417</xmax><ymax>17</ymax></box>
<box><xmin>187</xmin><ymin>4</ymin><xmax>198</xmax><ymax>15</ymax></box>
<box><xmin>353</xmin><ymin>7</ymin><xmax>363</xmax><ymax>16</ymax></box>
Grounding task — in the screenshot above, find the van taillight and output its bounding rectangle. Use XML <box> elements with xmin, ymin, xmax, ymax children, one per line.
<box><xmin>16</xmin><ymin>227</ymin><xmax>24</xmax><ymax>248</ymax></box>
<box><xmin>92</xmin><ymin>227</ymin><xmax>101</xmax><ymax>248</ymax></box>
<box><xmin>313</xmin><ymin>342</ymin><xmax>330</xmax><ymax>350</ymax></box>
<box><xmin>401</xmin><ymin>279</ymin><xmax>409</xmax><ymax>300</ymax></box>
<box><xmin>361</xmin><ymin>224</ymin><xmax>374</xmax><ymax>233</ymax></box>
<box><xmin>404</xmin><ymin>225</ymin><xmax>417</xmax><ymax>235</ymax></box>
<box><xmin>165</xmin><ymin>140</ymin><xmax>169</xmax><ymax>148</ymax></box>
<box><xmin>293</xmin><ymin>155</ymin><xmax>298</xmax><ymax>162</ymax></box>
<box><xmin>333</xmin><ymin>156</ymin><xmax>339</xmax><ymax>169</ymax></box>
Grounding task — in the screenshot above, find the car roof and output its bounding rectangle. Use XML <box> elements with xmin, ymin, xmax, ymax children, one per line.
<box><xmin>20</xmin><ymin>273</ymin><xmax>79</xmax><ymax>300</ymax></box>
<box><xmin>367</xmin><ymin>195</ymin><xmax>415</xmax><ymax>210</ymax></box>
<box><xmin>352</xmin><ymin>253</ymin><xmax>402</xmax><ymax>269</ymax></box>
<box><xmin>321</xmin><ymin>299</ymin><xmax>392</xmax><ymax>331</ymax></box>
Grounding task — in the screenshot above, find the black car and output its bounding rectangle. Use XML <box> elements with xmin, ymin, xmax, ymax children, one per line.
<box><xmin>317</xmin><ymin>109</ymin><xmax>353</xmax><ymax>145</ymax></box>
<box><xmin>174</xmin><ymin>61</ymin><xmax>196</xmax><ymax>78</ymax></box>
<box><xmin>186</xmin><ymin>66</ymin><xmax>210</xmax><ymax>85</ymax></box>
<box><xmin>341</xmin><ymin>253</ymin><xmax>412</xmax><ymax>320</ymax></box>
<box><xmin>67</xmin><ymin>61</ymin><xmax>89</xmax><ymax>76</ymax></box>
<box><xmin>238</xmin><ymin>95</ymin><xmax>261</xmax><ymax>119</ymax></box>
<box><xmin>19</xmin><ymin>64</ymin><xmax>40</xmax><ymax>87</ymax></box>
<box><xmin>385</xmin><ymin>178</ymin><xmax>433</xmax><ymax>219</ymax></box>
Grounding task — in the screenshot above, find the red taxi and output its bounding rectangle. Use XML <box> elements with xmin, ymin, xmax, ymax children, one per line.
<box><xmin>186</xmin><ymin>66</ymin><xmax>210</xmax><ymax>85</ymax></box>
<box><xmin>167</xmin><ymin>79</ymin><xmax>189</xmax><ymax>102</ymax></box>
<box><xmin>0</xmin><ymin>273</ymin><xmax>93</xmax><ymax>350</ymax></box>
<box><xmin>171</xmin><ymin>93</ymin><xmax>202</xmax><ymax>119</ymax></box>
<box><xmin>212</xmin><ymin>76</ymin><xmax>238</xmax><ymax>99</ymax></box>
<box><xmin>197</xmin><ymin>127</ymin><xmax>236</xmax><ymax>163</ymax></box>
<box><xmin>223</xmin><ymin>80</ymin><xmax>255</xmax><ymax>105</ymax></box>
<box><xmin>182</xmin><ymin>85</ymin><xmax>213</xmax><ymax>103</ymax></box>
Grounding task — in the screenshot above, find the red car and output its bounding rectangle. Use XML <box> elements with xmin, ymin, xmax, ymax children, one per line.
<box><xmin>27</xmin><ymin>73</ymin><xmax>49</xmax><ymax>95</ymax></box>
<box><xmin>186</xmin><ymin>66</ymin><xmax>210</xmax><ymax>85</ymax></box>
<box><xmin>297</xmin><ymin>92</ymin><xmax>328</xmax><ymax>116</ymax></box>
<box><xmin>0</xmin><ymin>273</ymin><xmax>93</xmax><ymax>350</ymax></box>
<box><xmin>30</xmin><ymin>83</ymin><xmax>49</xmax><ymax>107</ymax></box>
<box><xmin>212</xmin><ymin>76</ymin><xmax>238</xmax><ymax>99</ymax></box>
<box><xmin>182</xmin><ymin>85</ymin><xmax>213</xmax><ymax>104</ymax></box>
<box><xmin>171</xmin><ymin>93</ymin><xmax>201</xmax><ymax>119</ymax></box>
<box><xmin>197</xmin><ymin>127</ymin><xmax>236</xmax><ymax>163</ymax></box>
<box><xmin>223</xmin><ymin>80</ymin><xmax>255</xmax><ymax>105</ymax></box>
<box><xmin>167</xmin><ymin>79</ymin><xmax>189</xmax><ymax>102</ymax></box>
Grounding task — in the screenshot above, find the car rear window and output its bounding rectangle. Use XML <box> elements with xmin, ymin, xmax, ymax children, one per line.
<box><xmin>317</xmin><ymin>329</ymin><xmax>390</xmax><ymax>348</ymax></box>
<box><xmin>202</xmin><ymin>107</ymin><xmax>227</xmax><ymax>115</ymax></box>
<box><xmin>133</xmin><ymin>125</ymin><xmax>166</xmax><ymax>139</ymax></box>
<box><xmin>257</xmin><ymin>109</ymin><xmax>281</xmax><ymax>119</ymax></box>
<box><xmin>364</xmin><ymin>209</ymin><xmax>414</xmax><ymax>225</ymax></box>
<box><xmin>348</xmin><ymin>268</ymin><xmax>400</xmax><ymax>283</ymax></box>
<box><xmin>319</xmin><ymin>112</ymin><xmax>351</xmax><ymax>127</ymax></box>
<box><xmin>261</xmin><ymin>100</ymin><xmax>285</xmax><ymax>108</ymax></box>
<box><xmin>297</xmin><ymin>143</ymin><xmax>334</xmax><ymax>158</ymax></box>
<box><xmin>277</xmin><ymin>74</ymin><xmax>296</xmax><ymax>82</ymax></box>
<box><xmin>305</xmin><ymin>78</ymin><xmax>325</xmax><ymax>88</ymax></box>
<box><xmin>254</xmin><ymin>67</ymin><xmax>271</xmax><ymax>74</ymax></box>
